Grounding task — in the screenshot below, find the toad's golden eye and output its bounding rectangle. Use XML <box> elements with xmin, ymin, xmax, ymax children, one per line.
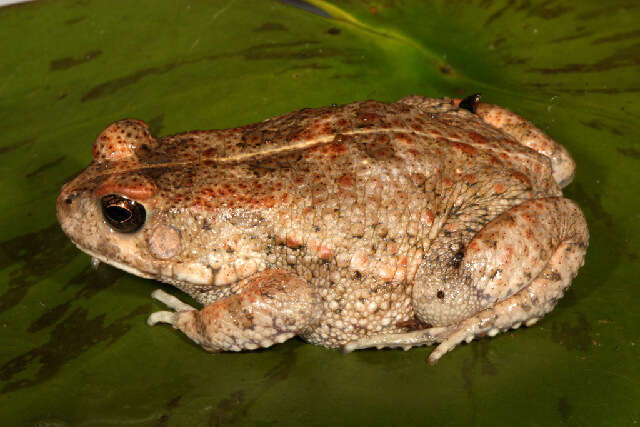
<box><xmin>101</xmin><ymin>194</ymin><xmax>146</xmax><ymax>233</ymax></box>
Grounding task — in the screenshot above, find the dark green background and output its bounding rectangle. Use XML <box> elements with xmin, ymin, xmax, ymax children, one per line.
<box><xmin>1</xmin><ymin>0</ymin><xmax>638</xmax><ymax>425</ymax></box>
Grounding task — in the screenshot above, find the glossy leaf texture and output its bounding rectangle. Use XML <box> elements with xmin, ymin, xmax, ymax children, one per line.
<box><xmin>0</xmin><ymin>0</ymin><xmax>638</xmax><ymax>425</ymax></box>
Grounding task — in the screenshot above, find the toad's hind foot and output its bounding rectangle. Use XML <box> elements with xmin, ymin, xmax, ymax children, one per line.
<box><xmin>342</xmin><ymin>326</ymin><xmax>453</xmax><ymax>353</ymax></box>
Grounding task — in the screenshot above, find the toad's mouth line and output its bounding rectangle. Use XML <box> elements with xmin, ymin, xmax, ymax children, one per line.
<box><xmin>71</xmin><ymin>240</ymin><xmax>254</xmax><ymax>290</ymax></box>
<box><xmin>72</xmin><ymin>241</ymin><xmax>157</xmax><ymax>280</ymax></box>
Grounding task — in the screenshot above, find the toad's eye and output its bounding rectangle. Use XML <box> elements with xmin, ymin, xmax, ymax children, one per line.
<box><xmin>101</xmin><ymin>194</ymin><xmax>146</xmax><ymax>233</ymax></box>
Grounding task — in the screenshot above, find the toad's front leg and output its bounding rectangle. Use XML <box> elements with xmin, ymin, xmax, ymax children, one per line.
<box><xmin>148</xmin><ymin>269</ymin><xmax>322</xmax><ymax>351</ymax></box>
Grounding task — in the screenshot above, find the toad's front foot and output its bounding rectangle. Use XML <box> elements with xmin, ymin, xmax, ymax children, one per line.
<box><xmin>147</xmin><ymin>289</ymin><xmax>196</xmax><ymax>327</ymax></box>
<box><xmin>146</xmin><ymin>270</ymin><xmax>322</xmax><ymax>352</ymax></box>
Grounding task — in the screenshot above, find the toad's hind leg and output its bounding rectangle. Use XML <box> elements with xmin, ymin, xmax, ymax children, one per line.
<box><xmin>425</xmin><ymin>235</ymin><xmax>586</xmax><ymax>363</ymax></box>
<box><xmin>148</xmin><ymin>269</ymin><xmax>322</xmax><ymax>352</ymax></box>
<box><xmin>422</xmin><ymin>197</ymin><xmax>588</xmax><ymax>362</ymax></box>
<box><xmin>453</xmin><ymin>98</ymin><xmax>575</xmax><ymax>188</ymax></box>
<box><xmin>345</xmin><ymin>197</ymin><xmax>588</xmax><ymax>363</ymax></box>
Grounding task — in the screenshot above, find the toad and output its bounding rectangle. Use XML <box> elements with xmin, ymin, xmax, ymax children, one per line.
<box><xmin>57</xmin><ymin>94</ymin><xmax>588</xmax><ymax>363</ymax></box>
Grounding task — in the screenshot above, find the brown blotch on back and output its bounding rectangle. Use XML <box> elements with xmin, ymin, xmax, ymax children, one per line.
<box><xmin>337</xmin><ymin>173</ymin><xmax>355</xmax><ymax>187</ymax></box>
<box><xmin>451</xmin><ymin>141</ymin><xmax>477</xmax><ymax>155</ymax></box>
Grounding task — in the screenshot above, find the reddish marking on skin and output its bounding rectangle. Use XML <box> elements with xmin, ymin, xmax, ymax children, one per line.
<box><xmin>286</xmin><ymin>235</ymin><xmax>303</xmax><ymax>248</ymax></box>
<box><xmin>299</xmin><ymin>130</ymin><xmax>313</xmax><ymax>140</ymax></box>
<box><xmin>435</xmin><ymin>137</ymin><xmax>450</xmax><ymax>147</ymax></box>
<box><xmin>324</xmin><ymin>142</ymin><xmax>347</xmax><ymax>156</ymax></box>
<box><xmin>338</xmin><ymin>173</ymin><xmax>355</xmax><ymax>187</ymax></box>
<box><xmin>192</xmin><ymin>197</ymin><xmax>213</xmax><ymax>209</ymax></box>
<box><xmin>467</xmin><ymin>240</ymin><xmax>479</xmax><ymax>253</ymax></box>
<box><xmin>395</xmin><ymin>133</ymin><xmax>414</xmax><ymax>144</ymax></box>
<box><xmin>442</xmin><ymin>177</ymin><xmax>454</xmax><ymax>187</ymax></box>
<box><xmin>525</xmin><ymin>228</ymin><xmax>534</xmax><ymax>239</ymax></box>
<box><xmin>351</xmin><ymin>252</ymin><xmax>368</xmax><ymax>270</ymax></box>
<box><xmin>202</xmin><ymin>148</ymin><xmax>217</xmax><ymax>157</ymax></box>
<box><xmin>535</xmin><ymin>139</ymin><xmax>549</xmax><ymax>150</ymax></box>
<box><xmin>463</xmin><ymin>173</ymin><xmax>478</xmax><ymax>183</ymax></box>
<box><xmin>387</xmin><ymin>241</ymin><xmax>399</xmax><ymax>255</ymax></box>
<box><xmin>468</xmin><ymin>132</ymin><xmax>488</xmax><ymax>144</ymax></box>
<box><xmin>493</xmin><ymin>183</ymin><xmax>505</xmax><ymax>193</ymax></box>
<box><xmin>359</xmin><ymin>112</ymin><xmax>380</xmax><ymax>123</ymax></box>
<box><xmin>522</xmin><ymin>213</ymin><xmax>536</xmax><ymax>224</ymax></box>
<box><xmin>398</xmin><ymin>255</ymin><xmax>408</xmax><ymax>267</ymax></box>
<box><xmin>492</xmin><ymin>111</ymin><xmax>505</xmax><ymax>122</ymax></box>
<box><xmin>499</xmin><ymin>152</ymin><xmax>510</xmax><ymax>160</ymax></box>
<box><xmin>393</xmin><ymin>255</ymin><xmax>409</xmax><ymax>282</ymax></box>
<box><xmin>260</xmin><ymin>196</ymin><xmax>276</xmax><ymax>208</ymax></box>
<box><xmin>95</xmin><ymin>141</ymin><xmax>132</xmax><ymax>161</ymax></box>
<box><xmin>200</xmin><ymin>188</ymin><xmax>215</xmax><ymax>197</ymax></box>
<box><xmin>96</xmin><ymin>179</ymin><xmax>157</xmax><ymax>199</ymax></box>
<box><xmin>320</xmin><ymin>123</ymin><xmax>333</xmax><ymax>134</ymax></box>
<box><xmin>376</xmin><ymin>261</ymin><xmax>395</xmax><ymax>282</ymax></box>
<box><xmin>318</xmin><ymin>246</ymin><xmax>333</xmax><ymax>260</ymax></box>
<box><xmin>444</xmin><ymin>222</ymin><xmax>458</xmax><ymax>232</ymax></box>
<box><xmin>451</xmin><ymin>141</ymin><xmax>477</xmax><ymax>154</ymax></box>
<box><xmin>511</xmin><ymin>171</ymin><xmax>531</xmax><ymax>186</ymax></box>
<box><xmin>506</xmin><ymin>246</ymin><xmax>514</xmax><ymax>258</ymax></box>
<box><xmin>238</xmin><ymin>293</ymin><xmax>254</xmax><ymax>306</ymax></box>
<box><xmin>533</xmin><ymin>163</ymin><xmax>542</xmax><ymax>174</ymax></box>
<box><xmin>421</xmin><ymin>209</ymin><xmax>435</xmax><ymax>224</ymax></box>
<box><xmin>311</xmin><ymin>240</ymin><xmax>333</xmax><ymax>260</ymax></box>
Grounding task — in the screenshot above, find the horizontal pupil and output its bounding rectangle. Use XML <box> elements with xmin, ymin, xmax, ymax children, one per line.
<box><xmin>101</xmin><ymin>194</ymin><xmax>145</xmax><ymax>233</ymax></box>
<box><xmin>106</xmin><ymin>205</ymin><xmax>132</xmax><ymax>223</ymax></box>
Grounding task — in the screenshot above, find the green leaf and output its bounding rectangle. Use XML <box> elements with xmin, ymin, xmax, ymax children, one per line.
<box><xmin>1</xmin><ymin>0</ymin><xmax>638</xmax><ymax>425</ymax></box>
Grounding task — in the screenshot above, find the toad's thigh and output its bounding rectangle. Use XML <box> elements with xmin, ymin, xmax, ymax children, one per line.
<box><xmin>413</xmin><ymin>197</ymin><xmax>588</xmax><ymax>327</ymax></box>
